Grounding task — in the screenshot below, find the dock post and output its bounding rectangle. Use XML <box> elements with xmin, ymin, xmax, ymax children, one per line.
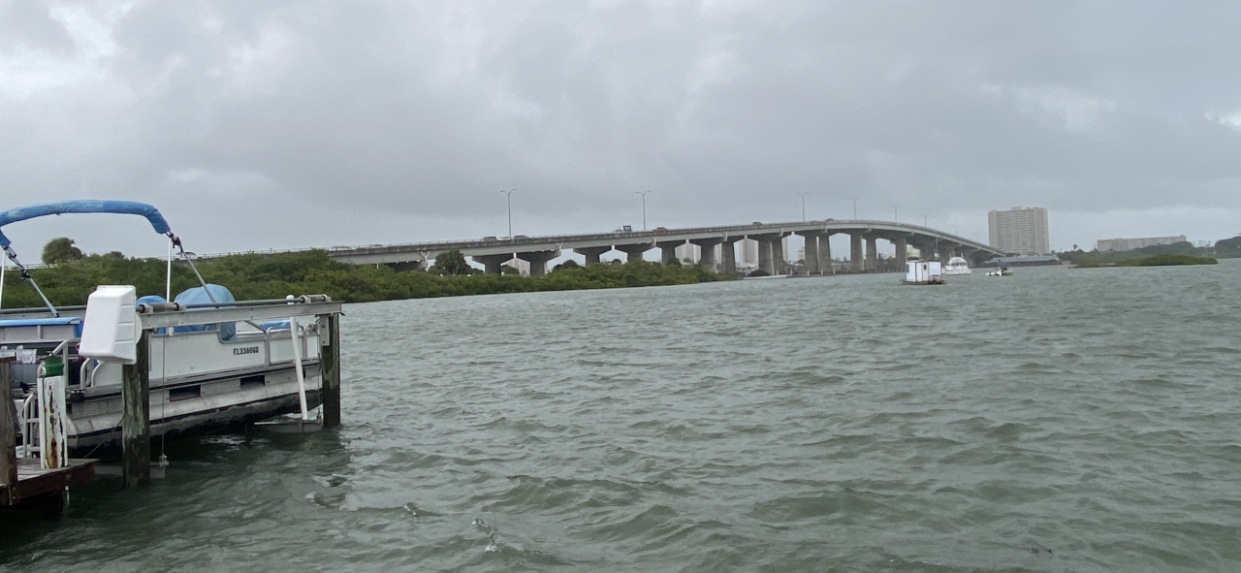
<box><xmin>1</xmin><ymin>356</ymin><xmax>17</xmax><ymax>504</ymax></box>
<box><xmin>121</xmin><ymin>331</ymin><xmax>151</xmax><ymax>488</ymax></box>
<box><xmin>320</xmin><ymin>314</ymin><xmax>341</xmax><ymax>428</ymax></box>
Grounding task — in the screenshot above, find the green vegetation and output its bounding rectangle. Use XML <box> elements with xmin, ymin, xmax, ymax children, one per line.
<box><xmin>1059</xmin><ymin>240</ymin><xmax>1217</xmax><ymax>268</ymax></box>
<box><xmin>1</xmin><ymin>248</ymin><xmax>732</xmax><ymax>309</ymax></box>
<box><xmin>1216</xmin><ymin>236</ymin><xmax>1241</xmax><ymax>258</ymax></box>
<box><xmin>429</xmin><ymin>249</ymin><xmax>473</xmax><ymax>275</ymax></box>
<box><xmin>1073</xmin><ymin>252</ymin><xmax>1218</xmax><ymax>268</ymax></box>
<box><xmin>41</xmin><ymin>237</ymin><xmax>84</xmax><ymax>265</ymax></box>
<box><xmin>1118</xmin><ymin>253</ymin><xmax>1217</xmax><ymax>267</ymax></box>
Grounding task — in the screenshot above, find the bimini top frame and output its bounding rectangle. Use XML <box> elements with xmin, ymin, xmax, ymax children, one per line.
<box><xmin>0</xmin><ymin>200</ymin><xmax>216</xmax><ymax>317</ymax></box>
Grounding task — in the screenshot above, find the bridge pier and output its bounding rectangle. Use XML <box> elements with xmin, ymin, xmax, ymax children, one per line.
<box><xmin>657</xmin><ymin>240</ymin><xmax>683</xmax><ymax>265</ymax></box>
<box><xmin>472</xmin><ymin>254</ymin><xmax>511</xmax><ymax>275</ymax></box>
<box><xmin>515</xmin><ymin>250</ymin><xmax>559</xmax><ymax>277</ymax></box>
<box><xmin>721</xmin><ymin>238</ymin><xmax>738</xmax><ymax>274</ymax></box>
<box><xmin>690</xmin><ymin>238</ymin><xmax>722</xmax><ymax>271</ymax></box>
<box><xmin>894</xmin><ymin>235</ymin><xmax>908</xmax><ymax>267</ymax></box>
<box><xmin>573</xmin><ymin>246</ymin><xmax>611</xmax><ymax>266</ymax></box>
<box><xmin>957</xmin><ymin>246</ymin><xmax>978</xmax><ymax>265</ymax></box>
<box><xmin>865</xmin><ymin>235</ymin><xmax>878</xmax><ymax>272</ymax></box>
<box><xmin>757</xmin><ymin>239</ymin><xmax>773</xmax><ymax>274</ymax></box>
<box><xmin>615</xmin><ymin>243</ymin><xmax>652</xmax><ymax>262</ymax></box>
<box><xmin>751</xmin><ymin>233</ymin><xmax>786</xmax><ymax>275</ymax></box>
<box><xmin>850</xmin><ymin>233</ymin><xmax>863</xmax><ymax>272</ymax></box>
<box><xmin>819</xmin><ymin>232</ymin><xmax>834</xmax><ymax>274</ymax></box>
<box><xmin>796</xmin><ymin>232</ymin><xmax>820</xmax><ymax>274</ymax></box>
<box><xmin>771</xmin><ymin>236</ymin><xmax>787</xmax><ymax>275</ymax></box>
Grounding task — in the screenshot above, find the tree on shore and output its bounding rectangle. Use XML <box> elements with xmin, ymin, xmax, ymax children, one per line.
<box><xmin>41</xmin><ymin>237</ymin><xmax>84</xmax><ymax>265</ymax></box>
<box><xmin>431</xmin><ymin>249</ymin><xmax>472</xmax><ymax>275</ymax></box>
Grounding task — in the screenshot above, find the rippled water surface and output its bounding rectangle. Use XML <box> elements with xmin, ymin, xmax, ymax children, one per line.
<box><xmin>3</xmin><ymin>262</ymin><xmax>1241</xmax><ymax>572</ymax></box>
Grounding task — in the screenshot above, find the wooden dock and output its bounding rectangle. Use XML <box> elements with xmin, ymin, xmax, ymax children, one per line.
<box><xmin>2</xmin><ymin>356</ymin><xmax>95</xmax><ymax>514</ymax></box>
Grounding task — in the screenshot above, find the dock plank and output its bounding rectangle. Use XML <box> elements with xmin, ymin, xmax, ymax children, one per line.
<box><xmin>1</xmin><ymin>457</ymin><xmax>96</xmax><ymax>506</ymax></box>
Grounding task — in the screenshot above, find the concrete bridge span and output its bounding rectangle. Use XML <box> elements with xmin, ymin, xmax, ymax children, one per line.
<box><xmin>320</xmin><ymin>219</ymin><xmax>1006</xmax><ymax>277</ymax></box>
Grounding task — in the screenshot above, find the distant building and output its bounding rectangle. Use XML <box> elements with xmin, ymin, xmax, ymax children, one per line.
<box><xmin>1096</xmin><ymin>235</ymin><xmax>1186</xmax><ymax>252</ymax></box>
<box><xmin>505</xmin><ymin>256</ymin><xmax>530</xmax><ymax>276</ymax></box>
<box><xmin>674</xmin><ymin>243</ymin><xmax>700</xmax><ymax>263</ymax></box>
<box><xmin>738</xmin><ymin>239</ymin><xmax>759</xmax><ymax>267</ymax></box>
<box><xmin>988</xmin><ymin>207</ymin><xmax>1049</xmax><ymax>255</ymax></box>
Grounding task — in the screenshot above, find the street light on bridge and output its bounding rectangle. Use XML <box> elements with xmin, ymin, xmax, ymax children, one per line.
<box><xmin>500</xmin><ymin>188</ymin><xmax>515</xmax><ymax>238</ymax></box>
<box><xmin>852</xmin><ymin>197</ymin><xmax>861</xmax><ymax>220</ymax></box>
<box><xmin>892</xmin><ymin>204</ymin><xmax>899</xmax><ymax>223</ymax></box>
<box><xmin>796</xmin><ymin>193</ymin><xmax>808</xmax><ymax>222</ymax></box>
<box><xmin>636</xmin><ymin>190</ymin><xmax>651</xmax><ymax>231</ymax></box>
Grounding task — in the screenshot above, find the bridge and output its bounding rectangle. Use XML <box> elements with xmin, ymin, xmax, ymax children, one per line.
<box><xmin>317</xmin><ymin>219</ymin><xmax>1005</xmax><ymax>276</ymax></box>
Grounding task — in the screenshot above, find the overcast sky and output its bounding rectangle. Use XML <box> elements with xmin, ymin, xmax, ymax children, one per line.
<box><xmin>2</xmin><ymin>0</ymin><xmax>1240</xmax><ymax>261</ymax></box>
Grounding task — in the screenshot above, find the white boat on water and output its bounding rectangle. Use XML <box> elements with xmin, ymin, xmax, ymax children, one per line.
<box><xmin>0</xmin><ymin>201</ymin><xmax>342</xmax><ymax>456</ymax></box>
<box><xmin>943</xmin><ymin>256</ymin><xmax>972</xmax><ymax>275</ymax></box>
<box><xmin>985</xmin><ymin>266</ymin><xmax>1013</xmax><ymax>277</ymax></box>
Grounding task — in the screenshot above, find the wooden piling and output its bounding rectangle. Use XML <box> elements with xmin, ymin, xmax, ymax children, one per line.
<box><xmin>121</xmin><ymin>330</ymin><xmax>150</xmax><ymax>488</ymax></box>
<box><xmin>1</xmin><ymin>356</ymin><xmax>17</xmax><ymax>504</ymax></box>
<box><xmin>320</xmin><ymin>314</ymin><xmax>341</xmax><ymax>428</ymax></box>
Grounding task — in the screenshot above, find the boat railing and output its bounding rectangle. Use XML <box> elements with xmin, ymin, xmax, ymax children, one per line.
<box><xmin>135</xmin><ymin>295</ymin><xmax>340</xmax><ymax>331</ymax></box>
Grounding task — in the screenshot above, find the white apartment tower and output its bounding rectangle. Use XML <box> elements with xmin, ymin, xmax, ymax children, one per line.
<box><xmin>674</xmin><ymin>243</ymin><xmax>700</xmax><ymax>263</ymax></box>
<box><xmin>988</xmin><ymin>207</ymin><xmax>1049</xmax><ymax>255</ymax></box>
<box><xmin>738</xmin><ymin>239</ymin><xmax>759</xmax><ymax>267</ymax></box>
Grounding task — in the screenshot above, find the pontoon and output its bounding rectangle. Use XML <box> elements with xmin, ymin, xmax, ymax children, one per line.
<box><xmin>0</xmin><ymin>201</ymin><xmax>341</xmax><ymax>459</ymax></box>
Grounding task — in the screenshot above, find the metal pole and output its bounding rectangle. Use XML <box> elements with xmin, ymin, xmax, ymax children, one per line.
<box><xmin>797</xmin><ymin>193</ymin><xmax>808</xmax><ymax>221</ymax></box>
<box><xmin>852</xmin><ymin>197</ymin><xmax>860</xmax><ymax>220</ymax></box>
<box><xmin>893</xmin><ymin>204</ymin><xmax>899</xmax><ymax>223</ymax></box>
<box><xmin>500</xmin><ymin>189</ymin><xmax>515</xmax><ymax>238</ymax></box>
<box><xmin>636</xmin><ymin>191</ymin><xmax>651</xmax><ymax>231</ymax></box>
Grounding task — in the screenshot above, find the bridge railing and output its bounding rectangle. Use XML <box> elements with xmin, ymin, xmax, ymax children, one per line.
<box><xmin>189</xmin><ymin>219</ymin><xmax>1001</xmax><ymax>260</ymax></box>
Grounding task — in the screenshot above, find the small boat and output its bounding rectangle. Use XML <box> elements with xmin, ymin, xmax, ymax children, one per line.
<box><xmin>1</xmin><ymin>201</ymin><xmax>342</xmax><ymax>456</ymax></box>
<box><xmin>901</xmin><ymin>259</ymin><xmax>945</xmax><ymax>285</ymax></box>
<box><xmin>985</xmin><ymin>266</ymin><xmax>1013</xmax><ymax>277</ymax></box>
<box><xmin>943</xmin><ymin>256</ymin><xmax>972</xmax><ymax>275</ymax></box>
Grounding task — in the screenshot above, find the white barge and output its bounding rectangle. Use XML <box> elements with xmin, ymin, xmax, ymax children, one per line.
<box><xmin>901</xmin><ymin>259</ymin><xmax>946</xmax><ymax>285</ymax></box>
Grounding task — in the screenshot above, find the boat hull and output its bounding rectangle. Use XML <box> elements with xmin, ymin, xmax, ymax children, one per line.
<box><xmin>66</xmin><ymin>364</ymin><xmax>323</xmax><ymax>453</ymax></box>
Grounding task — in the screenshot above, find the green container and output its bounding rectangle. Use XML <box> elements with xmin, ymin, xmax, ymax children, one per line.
<box><xmin>42</xmin><ymin>356</ymin><xmax>64</xmax><ymax>377</ymax></box>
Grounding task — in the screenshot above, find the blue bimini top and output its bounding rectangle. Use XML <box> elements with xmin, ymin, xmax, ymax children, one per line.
<box><xmin>0</xmin><ymin>200</ymin><xmax>171</xmax><ymax>249</ymax></box>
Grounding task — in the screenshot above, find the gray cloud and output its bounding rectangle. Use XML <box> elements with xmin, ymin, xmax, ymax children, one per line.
<box><xmin>2</xmin><ymin>0</ymin><xmax>1239</xmax><ymax>257</ymax></box>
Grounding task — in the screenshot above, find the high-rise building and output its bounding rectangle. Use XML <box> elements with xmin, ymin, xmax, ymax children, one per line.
<box><xmin>674</xmin><ymin>243</ymin><xmax>699</xmax><ymax>263</ymax></box>
<box><xmin>738</xmin><ymin>239</ymin><xmax>759</xmax><ymax>267</ymax></box>
<box><xmin>504</xmin><ymin>256</ymin><xmax>530</xmax><ymax>276</ymax></box>
<box><xmin>988</xmin><ymin>207</ymin><xmax>1049</xmax><ymax>255</ymax></box>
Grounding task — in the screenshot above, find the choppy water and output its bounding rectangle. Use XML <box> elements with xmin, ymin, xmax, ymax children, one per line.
<box><xmin>3</xmin><ymin>262</ymin><xmax>1241</xmax><ymax>572</ymax></box>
